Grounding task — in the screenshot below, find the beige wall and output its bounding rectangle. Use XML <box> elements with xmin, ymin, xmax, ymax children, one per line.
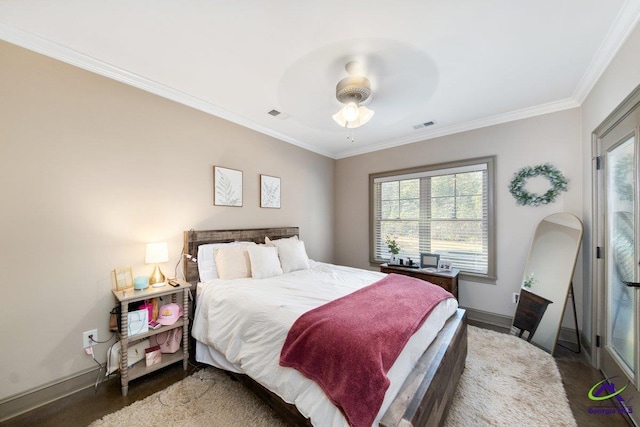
<box><xmin>334</xmin><ymin>21</ymin><xmax>640</xmax><ymax>353</ymax></box>
<box><xmin>335</xmin><ymin>109</ymin><xmax>584</xmax><ymax>321</ymax></box>
<box><xmin>3</xmin><ymin>18</ymin><xmax>639</xmax><ymax>405</ymax></box>
<box><xmin>0</xmin><ymin>40</ymin><xmax>335</xmax><ymax>400</ymax></box>
<box><xmin>580</xmin><ymin>23</ymin><xmax>640</xmax><ymax>348</ymax></box>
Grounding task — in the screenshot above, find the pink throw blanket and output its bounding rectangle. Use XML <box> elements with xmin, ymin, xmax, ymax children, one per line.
<box><xmin>279</xmin><ymin>273</ymin><xmax>453</xmax><ymax>427</ymax></box>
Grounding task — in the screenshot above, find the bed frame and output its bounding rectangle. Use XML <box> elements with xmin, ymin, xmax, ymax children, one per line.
<box><xmin>184</xmin><ymin>227</ymin><xmax>467</xmax><ymax>427</ymax></box>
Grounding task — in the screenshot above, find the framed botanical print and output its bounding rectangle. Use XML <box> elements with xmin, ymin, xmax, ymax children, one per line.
<box><xmin>214</xmin><ymin>166</ymin><xmax>243</xmax><ymax>207</ymax></box>
<box><xmin>260</xmin><ymin>174</ymin><xmax>281</xmax><ymax>208</ymax></box>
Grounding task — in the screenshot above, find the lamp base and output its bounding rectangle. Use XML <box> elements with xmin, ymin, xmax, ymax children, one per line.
<box><xmin>149</xmin><ymin>264</ymin><xmax>165</xmax><ymax>286</ymax></box>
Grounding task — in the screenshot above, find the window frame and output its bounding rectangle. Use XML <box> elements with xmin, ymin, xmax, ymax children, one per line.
<box><xmin>369</xmin><ymin>156</ymin><xmax>496</xmax><ymax>281</ymax></box>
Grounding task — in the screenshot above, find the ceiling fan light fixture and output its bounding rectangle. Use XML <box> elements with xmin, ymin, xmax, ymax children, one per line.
<box><xmin>358</xmin><ymin>106</ymin><xmax>374</xmax><ymax>123</ymax></box>
<box><xmin>332</xmin><ymin>63</ymin><xmax>375</xmax><ymax>130</ymax></box>
<box><xmin>342</xmin><ymin>102</ymin><xmax>360</xmax><ymax>121</ymax></box>
<box><xmin>332</xmin><ymin>110</ymin><xmax>347</xmax><ymax>127</ymax></box>
<box><xmin>332</xmin><ymin>105</ymin><xmax>375</xmax><ymax>129</ymax></box>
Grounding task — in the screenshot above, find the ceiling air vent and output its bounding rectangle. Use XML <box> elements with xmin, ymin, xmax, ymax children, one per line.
<box><xmin>267</xmin><ymin>109</ymin><xmax>290</xmax><ymax>120</ymax></box>
<box><xmin>413</xmin><ymin>121</ymin><xmax>435</xmax><ymax>130</ymax></box>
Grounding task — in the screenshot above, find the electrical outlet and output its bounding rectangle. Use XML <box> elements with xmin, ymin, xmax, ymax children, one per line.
<box><xmin>512</xmin><ymin>293</ymin><xmax>519</xmax><ymax>304</ymax></box>
<box><xmin>83</xmin><ymin>329</ymin><xmax>98</xmax><ymax>348</ymax></box>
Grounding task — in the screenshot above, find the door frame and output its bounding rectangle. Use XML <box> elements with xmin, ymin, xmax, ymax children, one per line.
<box><xmin>592</xmin><ymin>83</ymin><xmax>640</xmax><ymax>368</ymax></box>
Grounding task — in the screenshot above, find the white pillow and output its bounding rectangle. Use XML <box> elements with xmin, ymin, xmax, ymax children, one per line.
<box><xmin>247</xmin><ymin>245</ymin><xmax>283</xmax><ymax>279</ymax></box>
<box><xmin>277</xmin><ymin>240</ymin><xmax>310</xmax><ymax>273</ymax></box>
<box><xmin>198</xmin><ymin>242</ymin><xmax>255</xmax><ymax>281</ymax></box>
<box><xmin>265</xmin><ymin>235</ymin><xmax>298</xmax><ymax>247</ymax></box>
<box><xmin>214</xmin><ymin>245</ymin><xmax>252</xmax><ymax>280</ymax></box>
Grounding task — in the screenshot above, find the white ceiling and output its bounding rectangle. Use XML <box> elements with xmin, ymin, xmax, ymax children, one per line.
<box><xmin>1</xmin><ymin>0</ymin><xmax>639</xmax><ymax>159</ymax></box>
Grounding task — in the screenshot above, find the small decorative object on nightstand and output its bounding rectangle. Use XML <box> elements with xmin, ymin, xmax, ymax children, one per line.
<box><xmin>419</xmin><ymin>253</ymin><xmax>440</xmax><ymax>269</ymax></box>
<box><xmin>146</xmin><ymin>242</ymin><xmax>168</xmax><ymax>287</ymax></box>
<box><xmin>112</xmin><ymin>278</ymin><xmax>191</xmax><ymax>396</ymax></box>
<box><xmin>386</xmin><ymin>236</ymin><xmax>401</xmax><ymax>265</ymax></box>
<box><xmin>113</xmin><ymin>267</ymin><xmax>134</xmax><ymax>291</ymax></box>
<box><xmin>380</xmin><ymin>263</ymin><xmax>459</xmax><ymax>299</ymax></box>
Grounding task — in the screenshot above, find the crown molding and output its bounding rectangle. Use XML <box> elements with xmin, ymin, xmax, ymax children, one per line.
<box><xmin>2</xmin><ymin>1</ymin><xmax>638</xmax><ymax>162</ymax></box>
<box><xmin>572</xmin><ymin>0</ymin><xmax>640</xmax><ymax>102</ymax></box>
<box><xmin>335</xmin><ymin>98</ymin><xmax>581</xmax><ymax>159</ymax></box>
<box><xmin>0</xmin><ymin>21</ymin><xmax>334</xmax><ymax>159</ymax></box>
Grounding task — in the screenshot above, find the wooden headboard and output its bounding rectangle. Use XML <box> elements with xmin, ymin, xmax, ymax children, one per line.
<box><xmin>182</xmin><ymin>227</ymin><xmax>299</xmax><ymax>283</ymax></box>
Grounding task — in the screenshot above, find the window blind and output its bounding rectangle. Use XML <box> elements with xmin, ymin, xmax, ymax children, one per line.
<box><xmin>372</xmin><ymin>159</ymin><xmax>492</xmax><ymax>276</ymax></box>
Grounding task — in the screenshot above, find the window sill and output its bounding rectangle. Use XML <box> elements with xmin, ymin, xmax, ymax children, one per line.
<box><xmin>371</xmin><ymin>260</ymin><xmax>497</xmax><ymax>284</ymax></box>
<box><xmin>459</xmin><ymin>272</ymin><xmax>497</xmax><ymax>285</ymax></box>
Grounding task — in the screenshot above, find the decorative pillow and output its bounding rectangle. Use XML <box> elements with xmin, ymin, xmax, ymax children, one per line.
<box><xmin>247</xmin><ymin>245</ymin><xmax>283</xmax><ymax>279</ymax></box>
<box><xmin>265</xmin><ymin>235</ymin><xmax>299</xmax><ymax>247</ymax></box>
<box><xmin>214</xmin><ymin>245</ymin><xmax>252</xmax><ymax>280</ymax></box>
<box><xmin>277</xmin><ymin>241</ymin><xmax>310</xmax><ymax>273</ymax></box>
<box><xmin>197</xmin><ymin>242</ymin><xmax>255</xmax><ymax>281</ymax></box>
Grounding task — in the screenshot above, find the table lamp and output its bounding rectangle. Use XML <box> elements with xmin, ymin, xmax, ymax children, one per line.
<box><xmin>146</xmin><ymin>242</ymin><xmax>168</xmax><ymax>287</ymax></box>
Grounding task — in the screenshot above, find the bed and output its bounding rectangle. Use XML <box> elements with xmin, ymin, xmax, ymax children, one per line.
<box><xmin>184</xmin><ymin>227</ymin><xmax>467</xmax><ymax>427</ymax></box>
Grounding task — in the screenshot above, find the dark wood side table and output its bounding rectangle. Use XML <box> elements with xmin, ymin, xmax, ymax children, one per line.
<box><xmin>379</xmin><ymin>264</ymin><xmax>459</xmax><ymax>299</ymax></box>
<box><xmin>512</xmin><ymin>288</ymin><xmax>553</xmax><ymax>342</ymax></box>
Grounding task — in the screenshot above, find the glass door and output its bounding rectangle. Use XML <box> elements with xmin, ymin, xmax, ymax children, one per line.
<box><xmin>595</xmin><ymin>93</ymin><xmax>640</xmax><ymax>424</ymax></box>
<box><xmin>605</xmin><ymin>135</ymin><xmax>637</xmax><ymax>376</ymax></box>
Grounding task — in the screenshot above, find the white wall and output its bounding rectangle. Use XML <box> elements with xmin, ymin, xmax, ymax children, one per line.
<box><xmin>335</xmin><ymin>109</ymin><xmax>583</xmax><ymax>321</ymax></box>
<box><xmin>580</xmin><ymin>23</ymin><xmax>640</xmax><ymax>348</ymax></box>
<box><xmin>0</xmin><ymin>40</ymin><xmax>335</xmax><ymax>401</ymax></box>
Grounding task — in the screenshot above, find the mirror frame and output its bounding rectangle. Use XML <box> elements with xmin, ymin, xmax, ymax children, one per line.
<box><xmin>512</xmin><ymin>213</ymin><xmax>583</xmax><ymax>355</ymax></box>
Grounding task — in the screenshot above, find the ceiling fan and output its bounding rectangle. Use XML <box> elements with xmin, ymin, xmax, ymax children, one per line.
<box><xmin>332</xmin><ymin>61</ymin><xmax>374</xmax><ymax>129</ymax></box>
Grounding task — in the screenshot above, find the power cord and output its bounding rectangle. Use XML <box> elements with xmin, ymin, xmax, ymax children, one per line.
<box><xmin>88</xmin><ymin>332</ymin><xmax>117</xmax><ymax>393</ymax></box>
<box><xmin>175</xmin><ymin>240</ymin><xmax>197</xmax><ymax>280</ymax></box>
<box><xmin>174</xmin><ymin>242</ymin><xmax>185</xmax><ymax>280</ymax></box>
<box><xmin>89</xmin><ymin>332</ymin><xmax>115</xmax><ymax>344</ymax></box>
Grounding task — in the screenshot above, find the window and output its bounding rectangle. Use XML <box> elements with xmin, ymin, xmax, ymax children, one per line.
<box><xmin>370</xmin><ymin>156</ymin><xmax>495</xmax><ymax>278</ymax></box>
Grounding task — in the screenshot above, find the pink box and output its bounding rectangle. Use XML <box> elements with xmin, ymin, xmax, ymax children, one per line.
<box><xmin>139</xmin><ymin>303</ymin><xmax>153</xmax><ymax>322</ymax></box>
<box><xmin>145</xmin><ymin>345</ymin><xmax>161</xmax><ymax>367</ymax></box>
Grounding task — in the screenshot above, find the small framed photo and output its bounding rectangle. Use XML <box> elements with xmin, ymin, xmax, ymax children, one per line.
<box><xmin>113</xmin><ymin>267</ymin><xmax>134</xmax><ymax>291</ymax></box>
<box><xmin>260</xmin><ymin>174</ymin><xmax>281</xmax><ymax>208</ymax></box>
<box><xmin>420</xmin><ymin>253</ymin><xmax>440</xmax><ymax>269</ymax></box>
<box><xmin>438</xmin><ymin>259</ymin><xmax>452</xmax><ymax>271</ymax></box>
<box><xmin>214</xmin><ymin>166</ymin><xmax>243</xmax><ymax>207</ymax></box>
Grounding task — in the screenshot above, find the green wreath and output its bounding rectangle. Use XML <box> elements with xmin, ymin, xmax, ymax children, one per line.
<box><xmin>509</xmin><ymin>163</ymin><xmax>568</xmax><ymax>206</ymax></box>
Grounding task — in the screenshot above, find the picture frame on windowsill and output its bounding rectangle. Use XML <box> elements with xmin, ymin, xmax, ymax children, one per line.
<box><xmin>420</xmin><ymin>253</ymin><xmax>440</xmax><ymax>270</ymax></box>
<box><xmin>438</xmin><ymin>259</ymin><xmax>452</xmax><ymax>272</ymax></box>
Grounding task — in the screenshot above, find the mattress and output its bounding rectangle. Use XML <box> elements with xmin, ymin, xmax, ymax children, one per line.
<box><xmin>191</xmin><ymin>261</ymin><xmax>458</xmax><ymax>427</ymax></box>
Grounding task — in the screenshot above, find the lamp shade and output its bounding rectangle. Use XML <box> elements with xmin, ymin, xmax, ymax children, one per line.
<box><xmin>342</xmin><ymin>102</ymin><xmax>360</xmax><ymax>121</ymax></box>
<box><xmin>145</xmin><ymin>242</ymin><xmax>168</xmax><ymax>264</ymax></box>
<box><xmin>332</xmin><ymin>105</ymin><xmax>375</xmax><ymax>129</ymax></box>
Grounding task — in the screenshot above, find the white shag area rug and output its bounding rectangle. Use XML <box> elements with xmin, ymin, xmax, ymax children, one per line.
<box><xmin>444</xmin><ymin>326</ymin><xmax>576</xmax><ymax>427</ymax></box>
<box><xmin>91</xmin><ymin>326</ymin><xmax>576</xmax><ymax>427</ymax></box>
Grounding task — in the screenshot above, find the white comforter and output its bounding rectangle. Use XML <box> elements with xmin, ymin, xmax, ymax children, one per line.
<box><xmin>191</xmin><ymin>261</ymin><xmax>458</xmax><ymax>427</ymax></box>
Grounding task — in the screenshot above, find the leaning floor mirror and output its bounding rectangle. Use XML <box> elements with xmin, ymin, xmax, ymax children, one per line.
<box><xmin>511</xmin><ymin>213</ymin><xmax>583</xmax><ymax>355</ymax></box>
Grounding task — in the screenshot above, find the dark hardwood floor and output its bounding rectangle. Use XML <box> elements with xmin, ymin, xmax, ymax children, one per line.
<box><xmin>2</xmin><ymin>327</ymin><xmax>633</xmax><ymax>427</ymax></box>
<box><xmin>555</xmin><ymin>342</ymin><xmax>632</xmax><ymax>426</ymax></box>
<box><xmin>1</xmin><ymin>362</ymin><xmax>202</xmax><ymax>427</ymax></box>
